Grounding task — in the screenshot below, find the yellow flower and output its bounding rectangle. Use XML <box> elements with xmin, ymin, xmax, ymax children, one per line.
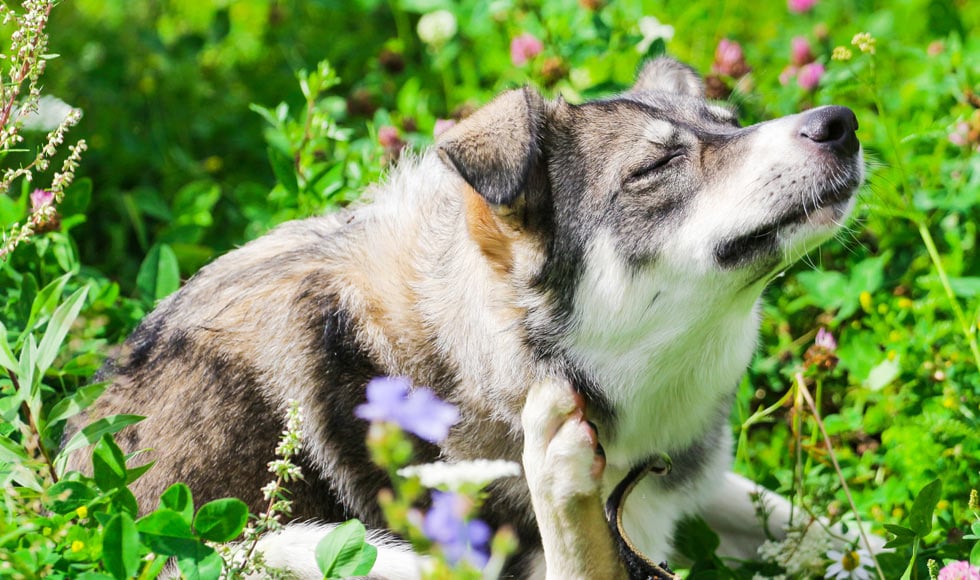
<box><xmin>851</xmin><ymin>32</ymin><xmax>877</xmax><ymax>54</ymax></box>
<box><xmin>76</xmin><ymin>506</ymin><xmax>88</xmax><ymax>519</ymax></box>
<box><xmin>859</xmin><ymin>291</ymin><xmax>873</xmax><ymax>313</ymax></box>
<box><xmin>71</xmin><ymin>540</ymin><xmax>85</xmax><ymax>553</ymax></box>
<box><xmin>897</xmin><ymin>297</ymin><xmax>913</xmax><ymax>309</ymax></box>
<box><xmin>832</xmin><ymin>46</ymin><xmax>853</xmax><ymax>61</ymax></box>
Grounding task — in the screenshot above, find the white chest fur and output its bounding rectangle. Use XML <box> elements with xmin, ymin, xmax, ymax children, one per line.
<box><xmin>564</xmin><ymin>231</ymin><xmax>762</xmax><ymax>469</ymax></box>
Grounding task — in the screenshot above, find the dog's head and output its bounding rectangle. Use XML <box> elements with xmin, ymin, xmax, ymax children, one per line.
<box><xmin>437</xmin><ymin>56</ymin><xmax>862</xmax><ymax>309</ymax></box>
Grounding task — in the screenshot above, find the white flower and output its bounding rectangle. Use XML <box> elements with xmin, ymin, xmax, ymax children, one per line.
<box><xmin>417</xmin><ymin>10</ymin><xmax>457</xmax><ymax>48</ymax></box>
<box><xmin>758</xmin><ymin>524</ymin><xmax>833</xmax><ymax>576</ymax></box>
<box><xmin>825</xmin><ymin>548</ymin><xmax>874</xmax><ymax>580</ymax></box>
<box><xmin>636</xmin><ymin>16</ymin><xmax>674</xmax><ymax>54</ymax></box>
<box><xmin>399</xmin><ymin>459</ymin><xmax>521</xmax><ymax>491</ymax></box>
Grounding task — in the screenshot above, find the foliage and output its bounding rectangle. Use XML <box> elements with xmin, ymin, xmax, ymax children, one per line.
<box><xmin>0</xmin><ymin>0</ymin><xmax>979</xmax><ymax>578</ymax></box>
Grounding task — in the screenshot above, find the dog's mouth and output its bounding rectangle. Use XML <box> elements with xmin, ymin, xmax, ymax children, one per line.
<box><xmin>713</xmin><ymin>178</ymin><xmax>858</xmax><ymax>270</ymax></box>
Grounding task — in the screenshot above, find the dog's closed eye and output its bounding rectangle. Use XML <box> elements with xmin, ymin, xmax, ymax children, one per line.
<box><xmin>626</xmin><ymin>149</ymin><xmax>686</xmax><ymax>183</ymax></box>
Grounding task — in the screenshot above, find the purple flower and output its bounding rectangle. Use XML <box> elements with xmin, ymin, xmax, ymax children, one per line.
<box><xmin>30</xmin><ymin>189</ymin><xmax>53</xmax><ymax>212</ymax></box>
<box><xmin>797</xmin><ymin>62</ymin><xmax>825</xmax><ymax>91</ymax></box>
<box><xmin>355</xmin><ymin>377</ymin><xmax>460</xmax><ymax>443</ymax></box>
<box><xmin>815</xmin><ymin>327</ymin><xmax>837</xmax><ymax>351</ymax></box>
<box><xmin>423</xmin><ymin>491</ymin><xmax>491</xmax><ymax>567</ymax></box>
<box><xmin>433</xmin><ymin>118</ymin><xmax>456</xmax><ymax>137</ymax></box>
<box><xmin>510</xmin><ymin>33</ymin><xmax>543</xmax><ymax>67</ymax></box>
<box><xmin>939</xmin><ymin>561</ymin><xmax>980</xmax><ymax>580</ymax></box>
<box><xmin>712</xmin><ymin>38</ymin><xmax>750</xmax><ymax>78</ymax></box>
<box><xmin>791</xmin><ymin>36</ymin><xmax>815</xmax><ymax>67</ymax></box>
<box><xmin>788</xmin><ymin>0</ymin><xmax>818</xmax><ymax>13</ymax></box>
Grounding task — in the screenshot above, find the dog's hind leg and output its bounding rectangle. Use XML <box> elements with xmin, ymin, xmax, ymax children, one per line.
<box><xmin>521</xmin><ymin>378</ymin><xmax>628</xmax><ymax>580</ymax></box>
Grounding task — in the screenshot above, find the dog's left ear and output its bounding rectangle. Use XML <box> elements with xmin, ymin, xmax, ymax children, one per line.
<box><xmin>437</xmin><ymin>87</ymin><xmax>546</xmax><ymax>206</ymax></box>
<box><xmin>631</xmin><ymin>57</ymin><xmax>704</xmax><ymax>97</ymax></box>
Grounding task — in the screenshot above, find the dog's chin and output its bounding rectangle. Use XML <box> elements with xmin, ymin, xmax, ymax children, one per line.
<box><xmin>715</xmin><ymin>185</ymin><xmax>858</xmax><ymax>279</ymax></box>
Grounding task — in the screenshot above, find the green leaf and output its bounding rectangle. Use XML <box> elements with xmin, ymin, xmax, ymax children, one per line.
<box><xmin>136</xmin><ymin>243</ymin><xmax>181</xmax><ymax>302</ymax></box>
<box><xmin>92</xmin><ymin>434</ymin><xmax>128</xmax><ymax>492</ymax></box>
<box><xmin>22</xmin><ymin>273</ymin><xmax>71</xmax><ymax>339</ymax></box>
<box><xmin>137</xmin><ymin>509</ymin><xmax>196</xmax><ymax>556</ymax></box>
<box><xmin>126</xmin><ymin>460</ymin><xmax>155</xmax><ymax>484</ymax></box>
<box><xmin>45</xmin><ymin>381</ymin><xmax>108</xmax><ymax>426</ymax></box>
<box><xmin>0</xmin><ymin>320</ymin><xmax>16</xmax><ymax>371</ymax></box>
<box><xmin>35</xmin><ymin>286</ymin><xmax>89</xmax><ymax>375</ymax></box>
<box><xmin>865</xmin><ymin>357</ymin><xmax>901</xmax><ymax>391</ymax></box>
<box><xmin>160</xmin><ymin>483</ymin><xmax>195</xmax><ymax>526</ymax></box>
<box><xmin>315</xmin><ymin>519</ymin><xmax>378</xmax><ymax>579</ymax></box>
<box><xmin>193</xmin><ymin>498</ymin><xmax>248</xmax><ymax>543</ymax></box>
<box><xmin>971</xmin><ymin>539</ymin><xmax>980</xmax><ymax>567</ymax></box>
<box><xmin>0</xmin><ymin>433</ymin><xmax>30</xmax><ymax>463</ymax></box>
<box><xmin>45</xmin><ymin>480</ymin><xmax>97</xmax><ymax>514</ymax></box>
<box><xmin>60</xmin><ymin>178</ymin><xmax>93</xmax><ymax>217</ymax></box>
<box><xmin>909</xmin><ymin>478</ymin><xmax>942</xmax><ymax>537</ymax></box>
<box><xmin>671</xmin><ymin>516</ymin><xmax>721</xmax><ymax>562</ymax></box>
<box><xmin>882</xmin><ymin>524</ymin><xmax>916</xmax><ymax>548</ymax></box>
<box><xmin>56</xmin><ymin>414</ymin><xmax>144</xmax><ymax>475</ymax></box>
<box><xmin>267</xmin><ymin>146</ymin><xmax>299</xmax><ymax>195</ymax></box>
<box><xmin>103</xmin><ymin>513</ymin><xmax>141</xmax><ymax>580</ymax></box>
<box><xmin>176</xmin><ymin>542</ymin><xmax>223</xmax><ymax>580</ymax></box>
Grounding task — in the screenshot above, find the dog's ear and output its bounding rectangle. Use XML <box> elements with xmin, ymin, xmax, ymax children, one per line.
<box><xmin>437</xmin><ymin>87</ymin><xmax>546</xmax><ymax>206</ymax></box>
<box><xmin>631</xmin><ymin>57</ymin><xmax>704</xmax><ymax>97</ymax></box>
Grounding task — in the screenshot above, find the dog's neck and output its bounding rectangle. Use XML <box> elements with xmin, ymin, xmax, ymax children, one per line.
<box><xmin>559</xmin><ymin>231</ymin><xmax>763</xmax><ymax>468</ymax></box>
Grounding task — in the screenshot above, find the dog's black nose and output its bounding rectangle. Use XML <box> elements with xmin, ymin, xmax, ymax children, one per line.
<box><xmin>799</xmin><ymin>105</ymin><xmax>860</xmax><ymax>156</ymax></box>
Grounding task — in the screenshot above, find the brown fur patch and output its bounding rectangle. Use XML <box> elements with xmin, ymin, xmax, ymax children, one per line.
<box><xmin>462</xmin><ymin>183</ymin><xmax>515</xmax><ymax>276</ymax></box>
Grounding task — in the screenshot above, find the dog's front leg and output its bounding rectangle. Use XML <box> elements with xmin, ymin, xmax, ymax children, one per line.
<box><xmin>521</xmin><ymin>378</ymin><xmax>628</xmax><ymax>580</ymax></box>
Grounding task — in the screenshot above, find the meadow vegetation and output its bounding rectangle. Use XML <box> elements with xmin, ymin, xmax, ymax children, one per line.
<box><xmin>0</xmin><ymin>0</ymin><xmax>978</xmax><ymax>578</ymax></box>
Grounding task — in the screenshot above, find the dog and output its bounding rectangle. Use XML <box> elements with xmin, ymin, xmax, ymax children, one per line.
<box><xmin>67</xmin><ymin>57</ymin><xmax>864</xmax><ymax>578</ymax></box>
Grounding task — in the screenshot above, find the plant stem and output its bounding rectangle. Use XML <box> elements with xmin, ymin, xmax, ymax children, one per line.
<box><xmin>7</xmin><ymin>368</ymin><xmax>58</xmax><ymax>483</ymax></box>
<box><xmin>916</xmin><ymin>220</ymin><xmax>980</xmax><ymax>369</ymax></box>
<box><xmin>795</xmin><ymin>372</ymin><xmax>885</xmax><ymax>580</ymax></box>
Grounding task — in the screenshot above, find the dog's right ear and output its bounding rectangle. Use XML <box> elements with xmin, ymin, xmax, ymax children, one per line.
<box><xmin>437</xmin><ymin>87</ymin><xmax>546</xmax><ymax>206</ymax></box>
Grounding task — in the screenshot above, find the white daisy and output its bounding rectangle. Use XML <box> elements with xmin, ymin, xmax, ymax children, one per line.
<box><xmin>825</xmin><ymin>548</ymin><xmax>875</xmax><ymax>580</ymax></box>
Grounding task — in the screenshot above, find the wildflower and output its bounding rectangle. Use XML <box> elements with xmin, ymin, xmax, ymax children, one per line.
<box><xmin>938</xmin><ymin>561</ymin><xmax>980</xmax><ymax>580</ymax></box>
<box><xmin>969</xmin><ymin>489</ymin><xmax>978</xmax><ymax>511</ymax></box>
<box><xmin>416</xmin><ymin>10</ymin><xmax>457</xmax><ymax>48</ymax></box>
<box><xmin>851</xmin><ymin>32</ymin><xmax>876</xmax><ymax>54</ymax></box>
<box><xmin>797</xmin><ymin>62</ymin><xmax>825</xmax><ymax>91</ymax></box>
<box><xmin>70</xmin><ymin>540</ymin><xmax>85</xmax><ymax>553</ymax></box>
<box><xmin>832</xmin><ymin>46</ymin><xmax>853</xmax><ymax>61</ymax></box>
<box><xmin>825</xmin><ymin>548</ymin><xmax>874</xmax><ymax>579</ymax></box>
<box><xmin>636</xmin><ymin>15</ymin><xmax>674</xmax><ymax>54</ymax></box>
<box><xmin>75</xmin><ymin>505</ymin><xmax>88</xmax><ymax>519</ymax></box>
<box><xmin>355</xmin><ymin>376</ymin><xmax>460</xmax><ymax>443</ymax></box>
<box><xmin>949</xmin><ymin>122</ymin><xmax>970</xmax><ymax>147</ymax></box>
<box><xmin>433</xmin><ymin>118</ymin><xmax>456</xmax><ymax>138</ymax></box>
<box><xmin>510</xmin><ymin>33</ymin><xmax>543</xmax><ymax>67</ymax></box>
<box><xmin>804</xmin><ymin>327</ymin><xmax>838</xmax><ymax>370</ymax></box>
<box><xmin>423</xmin><ymin>491</ymin><xmax>492</xmax><ymax>567</ymax></box>
<box><xmin>791</xmin><ymin>36</ymin><xmax>815</xmax><ymax>66</ymax></box>
<box><xmin>758</xmin><ymin>525</ymin><xmax>832</xmax><ymax>576</ymax></box>
<box><xmin>30</xmin><ymin>188</ymin><xmax>53</xmax><ymax>211</ymax></box>
<box><xmin>399</xmin><ymin>459</ymin><xmax>521</xmax><ymax>491</ymax></box>
<box><xmin>712</xmin><ymin>38</ymin><xmax>750</xmax><ymax>78</ymax></box>
<box><xmin>788</xmin><ymin>0</ymin><xmax>818</xmax><ymax>13</ymax></box>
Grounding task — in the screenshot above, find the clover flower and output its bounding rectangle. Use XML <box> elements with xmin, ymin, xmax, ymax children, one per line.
<box><xmin>510</xmin><ymin>33</ymin><xmax>543</xmax><ymax>67</ymax></box>
<box><xmin>938</xmin><ymin>561</ymin><xmax>980</xmax><ymax>580</ymax></box>
<box><xmin>712</xmin><ymin>38</ymin><xmax>750</xmax><ymax>78</ymax></box>
<box><xmin>788</xmin><ymin>0</ymin><xmax>818</xmax><ymax>13</ymax></box>
<box><xmin>826</xmin><ymin>548</ymin><xmax>874</xmax><ymax>580</ymax></box>
<box><xmin>791</xmin><ymin>36</ymin><xmax>815</xmax><ymax>67</ymax></box>
<box><xmin>636</xmin><ymin>15</ymin><xmax>674</xmax><ymax>54</ymax></box>
<box><xmin>417</xmin><ymin>10</ymin><xmax>457</xmax><ymax>48</ymax></box>
<box><xmin>851</xmin><ymin>32</ymin><xmax>876</xmax><ymax>54</ymax></box>
<box><xmin>423</xmin><ymin>491</ymin><xmax>492</xmax><ymax>567</ymax></box>
<box><xmin>433</xmin><ymin>118</ymin><xmax>456</xmax><ymax>137</ymax></box>
<box><xmin>356</xmin><ymin>376</ymin><xmax>460</xmax><ymax>443</ymax></box>
<box><xmin>797</xmin><ymin>62</ymin><xmax>825</xmax><ymax>91</ymax></box>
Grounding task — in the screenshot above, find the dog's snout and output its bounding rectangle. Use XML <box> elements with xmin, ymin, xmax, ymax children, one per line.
<box><xmin>799</xmin><ymin>105</ymin><xmax>860</xmax><ymax>156</ymax></box>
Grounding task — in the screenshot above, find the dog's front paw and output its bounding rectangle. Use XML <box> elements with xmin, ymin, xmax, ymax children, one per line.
<box><xmin>521</xmin><ymin>378</ymin><xmax>605</xmax><ymax>510</ymax></box>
